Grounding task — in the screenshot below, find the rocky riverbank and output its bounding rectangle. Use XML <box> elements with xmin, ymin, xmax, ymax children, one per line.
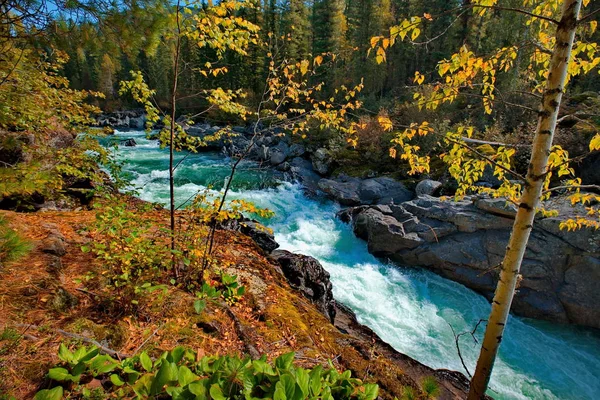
<box><xmin>97</xmin><ymin>113</ymin><xmax>600</xmax><ymax>329</ymax></box>
<box><xmin>337</xmin><ymin>195</ymin><xmax>600</xmax><ymax>329</ymax></box>
<box><xmin>0</xmin><ymin>208</ymin><xmax>475</xmax><ymax>399</ymax></box>
<box><xmin>223</xmin><ymin>213</ymin><xmax>478</xmax><ymax>399</ymax></box>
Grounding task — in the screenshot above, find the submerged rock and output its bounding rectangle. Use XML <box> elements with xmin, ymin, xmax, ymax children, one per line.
<box><xmin>340</xmin><ymin>195</ymin><xmax>600</xmax><ymax>329</ymax></box>
<box><xmin>122</xmin><ymin>138</ymin><xmax>137</xmax><ymax>147</ymax></box>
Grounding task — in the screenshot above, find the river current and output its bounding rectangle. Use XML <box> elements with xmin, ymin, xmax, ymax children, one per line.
<box><xmin>109</xmin><ymin>130</ymin><xmax>600</xmax><ymax>400</ymax></box>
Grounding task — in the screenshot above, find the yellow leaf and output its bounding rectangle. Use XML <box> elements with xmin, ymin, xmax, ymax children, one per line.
<box><xmin>378</xmin><ymin>116</ymin><xmax>393</xmax><ymax>131</ymax></box>
<box><xmin>370</xmin><ymin>36</ymin><xmax>382</xmax><ymax>48</ymax></box>
<box><xmin>590</xmin><ymin>134</ymin><xmax>600</xmax><ymax>151</ymax></box>
<box><xmin>411</xmin><ymin>28</ymin><xmax>420</xmax><ymax>41</ymax></box>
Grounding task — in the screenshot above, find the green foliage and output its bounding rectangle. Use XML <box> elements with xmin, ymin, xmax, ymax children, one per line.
<box><xmin>218</xmin><ymin>271</ymin><xmax>246</xmax><ymax>303</ymax></box>
<box><xmin>82</xmin><ymin>195</ymin><xmax>169</xmax><ymax>310</ymax></box>
<box><xmin>39</xmin><ymin>345</ymin><xmax>379</xmax><ymax>400</ymax></box>
<box><xmin>421</xmin><ymin>376</ymin><xmax>440</xmax><ymax>399</ymax></box>
<box><xmin>0</xmin><ymin>216</ymin><xmax>31</xmax><ymax>265</ymax></box>
<box><xmin>400</xmin><ymin>386</ymin><xmax>416</xmax><ymax>400</ymax></box>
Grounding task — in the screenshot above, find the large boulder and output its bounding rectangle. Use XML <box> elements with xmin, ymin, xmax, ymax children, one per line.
<box><xmin>270</xmin><ymin>250</ymin><xmax>336</xmax><ymax>323</ymax></box>
<box><xmin>318</xmin><ymin>176</ymin><xmax>413</xmax><ymax>206</ymax></box>
<box><xmin>415</xmin><ymin>179</ymin><xmax>442</xmax><ymax>197</ymax></box>
<box><xmin>340</xmin><ymin>195</ymin><xmax>600</xmax><ymax>329</ymax></box>
<box><xmin>311</xmin><ymin>148</ymin><xmax>332</xmax><ymax>175</ymax></box>
<box><xmin>269</xmin><ymin>142</ymin><xmax>289</xmax><ymax>166</ymax></box>
<box><xmin>318</xmin><ymin>178</ymin><xmax>361</xmax><ymax>206</ymax></box>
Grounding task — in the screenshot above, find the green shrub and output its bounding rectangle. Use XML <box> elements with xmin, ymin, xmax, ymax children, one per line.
<box><xmin>421</xmin><ymin>376</ymin><xmax>440</xmax><ymax>399</ymax></box>
<box><xmin>0</xmin><ymin>216</ymin><xmax>31</xmax><ymax>265</ymax></box>
<box><xmin>36</xmin><ymin>344</ymin><xmax>379</xmax><ymax>400</ymax></box>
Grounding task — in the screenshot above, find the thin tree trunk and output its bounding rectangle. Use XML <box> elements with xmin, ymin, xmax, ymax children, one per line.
<box><xmin>467</xmin><ymin>0</ymin><xmax>582</xmax><ymax>398</ymax></box>
<box><xmin>170</xmin><ymin>0</ymin><xmax>182</xmax><ymax>275</ymax></box>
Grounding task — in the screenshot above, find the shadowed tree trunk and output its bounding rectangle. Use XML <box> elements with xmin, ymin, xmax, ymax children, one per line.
<box><xmin>467</xmin><ymin>0</ymin><xmax>582</xmax><ymax>398</ymax></box>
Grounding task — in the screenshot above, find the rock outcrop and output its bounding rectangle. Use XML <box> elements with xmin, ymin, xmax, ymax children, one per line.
<box><xmin>270</xmin><ymin>250</ymin><xmax>336</xmax><ymax>323</ymax></box>
<box><xmin>318</xmin><ymin>175</ymin><xmax>414</xmax><ymax>206</ymax></box>
<box><xmin>339</xmin><ymin>195</ymin><xmax>600</xmax><ymax>329</ymax></box>
<box><xmin>96</xmin><ymin>110</ymin><xmax>146</xmax><ymax>130</ymax></box>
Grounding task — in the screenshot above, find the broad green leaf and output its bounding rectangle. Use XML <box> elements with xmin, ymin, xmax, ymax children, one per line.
<box><xmin>275</xmin><ymin>352</ymin><xmax>295</xmax><ymax>371</ymax></box>
<box><xmin>178</xmin><ymin>365</ymin><xmax>198</xmax><ymax>386</ymax></box>
<box><xmin>209</xmin><ymin>383</ymin><xmax>226</xmax><ymax>400</ymax></box>
<box><xmin>188</xmin><ymin>380</ymin><xmax>208</xmax><ymax>396</ymax></box>
<box><xmin>48</xmin><ymin>367</ymin><xmax>72</xmax><ymax>382</ymax></box>
<box><xmin>295</xmin><ymin>367</ymin><xmax>309</xmax><ymax>398</ymax></box>
<box><xmin>279</xmin><ymin>374</ymin><xmax>296</xmax><ymax>399</ymax></box>
<box><xmin>140</xmin><ymin>351</ymin><xmax>153</xmax><ymax>372</ymax></box>
<box><xmin>110</xmin><ymin>374</ymin><xmax>125</xmax><ymax>386</ymax></box>
<box><xmin>57</xmin><ymin>343</ymin><xmax>72</xmax><ymax>363</ymax></box>
<box><xmin>194</xmin><ymin>299</ymin><xmax>206</xmax><ymax>314</ymax></box>
<box><xmin>150</xmin><ymin>361</ymin><xmax>178</xmax><ymax>395</ymax></box>
<box><xmin>274</xmin><ymin>381</ymin><xmax>287</xmax><ymax>400</ymax></box>
<box><xmin>361</xmin><ymin>383</ymin><xmax>379</xmax><ymax>400</ymax></box>
<box><xmin>34</xmin><ymin>386</ymin><xmax>63</xmax><ymax>400</ymax></box>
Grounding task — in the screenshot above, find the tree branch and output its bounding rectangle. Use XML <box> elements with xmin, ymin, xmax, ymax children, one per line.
<box><xmin>445</xmin><ymin>137</ymin><xmax>527</xmax><ymax>182</ymax></box>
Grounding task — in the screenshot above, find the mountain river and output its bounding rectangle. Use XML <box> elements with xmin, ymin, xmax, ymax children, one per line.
<box><xmin>108</xmin><ymin>130</ymin><xmax>600</xmax><ymax>400</ymax></box>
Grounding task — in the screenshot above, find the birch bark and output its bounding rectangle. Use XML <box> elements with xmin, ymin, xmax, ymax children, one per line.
<box><xmin>467</xmin><ymin>0</ymin><xmax>582</xmax><ymax>397</ymax></box>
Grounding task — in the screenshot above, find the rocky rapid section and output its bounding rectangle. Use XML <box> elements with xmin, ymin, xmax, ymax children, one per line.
<box><xmin>224</xmin><ymin>215</ymin><xmax>477</xmax><ymax>399</ymax></box>
<box><xmin>98</xmin><ymin>115</ymin><xmax>600</xmax><ymax>329</ymax></box>
<box><xmin>337</xmin><ymin>195</ymin><xmax>600</xmax><ymax>329</ymax></box>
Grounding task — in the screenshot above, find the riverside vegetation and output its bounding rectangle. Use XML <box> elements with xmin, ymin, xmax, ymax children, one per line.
<box><xmin>1</xmin><ymin>0</ymin><xmax>599</xmax><ymax>399</ymax></box>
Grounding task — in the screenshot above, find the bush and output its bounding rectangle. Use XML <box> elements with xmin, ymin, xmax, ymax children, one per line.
<box><xmin>0</xmin><ymin>216</ymin><xmax>31</xmax><ymax>266</ymax></box>
<box><xmin>35</xmin><ymin>344</ymin><xmax>379</xmax><ymax>400</ymax></box>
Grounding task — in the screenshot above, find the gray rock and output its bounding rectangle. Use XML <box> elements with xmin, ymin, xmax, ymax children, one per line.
<box><xmin>288</xmin><ymin>143</ymin><xmax>306</xmax><ymax>157</ymax></box>
<box><xmin>415</xmin><ymin>179</ymin><xmax>442</xmax><ymax>196</ymax></box>
<box><xmin>276</xmin><ymin>161</ymin><xmax>291</xmax><ymax>172</ymax></box>
<box><xmin>40</xmin><ymin>235</ymin><xmax>66</xmax><ymax>257</ymax></box>
<box><xmin>318</xmin><ymin>176</ymin><xmax>413</xmax><ymax>206</ymax></box>
<box><xmin>360</xmin><ymin>177</ymin><xmax>413</xmax><ymax>205</ymax></box>
<box><xmin>338</xmin><ymin>195</ymin><xmax>600</xmax><ymax>329</ymax></box>
<box><xmin>318</xmin><ymin>178</ymin><xmax>362</xmax><ymax>206</ymax></box>
<box><xmin>474</xmin><ymin>197</ymin><xmax>517</xmax><ymax>218</ymax></box>
<box><xmin>270</xmin><ymin>250</ymin><xmax>336</xmax><ymax>323</ymax></box>
<box><xmin>311</xmin><ymin>148</ymin><xmax>331</xmax><ymax>175</ymax></box>
<box><xmin>269</xmin><ymin>142</ymin><xmax>289</xmax><ymax>165</ymax></box>
<box><xmin>123</xmin><ymin>138</ymin><xmax>137</xmax><ymax>147</ymax></box>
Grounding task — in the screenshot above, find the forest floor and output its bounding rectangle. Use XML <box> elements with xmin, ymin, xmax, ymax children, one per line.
<box><xmin>0</xmin><ymin>208</ymin><xmax>472</xmax><ymax>399</ymax></box>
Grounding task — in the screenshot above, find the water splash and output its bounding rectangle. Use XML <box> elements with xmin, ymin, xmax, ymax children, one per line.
<box><xmin>111</xmin><ymin>130</ymin><xmax>600</xmax><ymax>400</ymax></box>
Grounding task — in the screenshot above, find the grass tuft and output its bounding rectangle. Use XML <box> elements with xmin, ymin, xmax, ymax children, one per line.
<box><xmin>0</xmin><ymin>215</ymin><xmax>32</xmax><ymax>265</ymax></box>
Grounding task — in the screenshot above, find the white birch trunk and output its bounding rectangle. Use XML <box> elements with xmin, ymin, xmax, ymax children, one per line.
<box><xmin>467</xmin><ymin>0</ymin><xmax>582</xmax><ymax>398</ymax></box>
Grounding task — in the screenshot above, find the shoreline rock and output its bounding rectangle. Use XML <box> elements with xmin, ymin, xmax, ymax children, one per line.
<box><xmin>338</xmin><ymin>195</ymin><xmax>600</xmax><ymax>329</ymax></box>
<box><xmin>228</xmin><ymin>218</ymin><xmax>481</xmax><ymax>399</ymax></box>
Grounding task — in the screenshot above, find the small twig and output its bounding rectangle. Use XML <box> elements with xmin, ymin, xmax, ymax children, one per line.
<box><xmin>446</xmin><ymin>319</ymin><xmax>487</xmax><ymax>379</ymax></box>
<box><xmin>445</xmin><ymin>136</ymin><xmax>527</xmax><ymax>182</ymax></box>
<box><xmin>57</xmin><ymin>330</ymin><xmax>130</xmax><ymax>359</ymax></box>
<box><xmin>75</xmin><ymin>287</ymin><xmax>102</xmax><ymax>298</ymax></box>
<box><xmin>10</xmin><ymin>323</ymin><xmax>130</xmax><ymax>359</ymax></box>
<box><xmin>578</xmin><ymin>8</ymin><xmax>600</xmax><ymax>24</ymax></box>
<box><xmin>132</xmin><ymin>324</ymin><xmax>164</xmax><ymax>355</ymax></box>
<box><xmin>221</xmin><ymin>302</ymin><xmax>260</xmax><ymax>360</ymax></box>
<box><xmin>544</xmin><ymin>184</ymin><xmax>600</xmax><ymax>194</ymax></box>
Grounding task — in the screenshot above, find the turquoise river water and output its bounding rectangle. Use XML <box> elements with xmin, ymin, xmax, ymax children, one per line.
<box><xmin>109</xmin><ymin>130</ymin><xmax>600</xmax><ymax>400</ymax></box>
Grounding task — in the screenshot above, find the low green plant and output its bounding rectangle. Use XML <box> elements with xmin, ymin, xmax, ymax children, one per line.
<box><xmin>400</xmin><ymin>386</ymin><xmax>416</xmax><ymax>400</ymax></box>
<box><xmin>82</xmin><ymin>195</ymin><xmax>170</xmax><ymax>311</ymax></box>
<box><xmin>218</xmin><ymin>271</ymin><xmax>245</xmax><ymax>304</ymax></box>
<box><xmin>421</xmin><ymin>376</ymin><xmax>440</xmax><ymax>399</ymax></box>
<box><xmin>36</xmin><ymin>344</ymin><xmax>379</xmax><ymax>400</ymax></box>
<box><xmin>0</xmin><ymin>216</ymin><xmax>31</xmax><ymax>265</ymax></box>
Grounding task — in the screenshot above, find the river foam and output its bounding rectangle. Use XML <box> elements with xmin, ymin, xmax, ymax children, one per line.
<box><xmin>111</xmin><ymin>130</ymin><xmax>600</xmax><ymax>400</ymax></box>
